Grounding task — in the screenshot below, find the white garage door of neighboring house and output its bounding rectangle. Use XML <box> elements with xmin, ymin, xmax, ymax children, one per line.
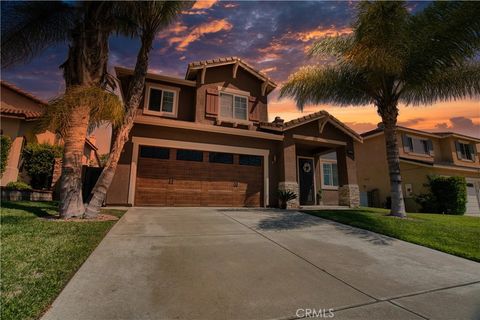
<box><xmin>465</xmin><ymin>179</ymin><xmax>480</xmax><ymax>215</ymax></box>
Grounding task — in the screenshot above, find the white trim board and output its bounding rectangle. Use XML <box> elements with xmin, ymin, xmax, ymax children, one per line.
<box><xmin>128</xmin><ymin>136</ymin><xmax>270</xmax><ymax>207</ymax></box>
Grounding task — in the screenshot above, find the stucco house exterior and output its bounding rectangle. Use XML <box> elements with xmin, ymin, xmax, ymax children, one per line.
<box><xmin>356</xmin><ymin>124</ymin><xmax>480</xmax><ymax>215</ymax></box>
<box><xmin>0</xmin><ymin>81</ymin><xmax>101</xmax><ymax>187</ymax></box>
<box><xmin>106</xmin><ymin>57</ymin><xmax>362</xmax><ymax>208</ymax></box>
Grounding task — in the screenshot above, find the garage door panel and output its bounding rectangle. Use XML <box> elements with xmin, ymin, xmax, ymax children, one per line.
<box><xmin>135</xmin><ymin>148</ymin><xmax>263</xmax><ymax>207</ymax></box>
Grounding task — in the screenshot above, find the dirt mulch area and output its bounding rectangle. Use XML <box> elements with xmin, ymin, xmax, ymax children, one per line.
<box><xmin>40</xmin><ymin>214</ymin><xmax>119</xmax><ymax>222</ymax></box>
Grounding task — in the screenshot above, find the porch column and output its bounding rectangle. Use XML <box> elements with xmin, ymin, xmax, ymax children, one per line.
<box><xmin>336</xmin><ymin>144</ymin><xmax>360</xmax><ymax>207</ymax></box>
<box><xmin>278</xmin><ymin>137</ymin><xmax>299</xmax><ymax>208</ymax></box>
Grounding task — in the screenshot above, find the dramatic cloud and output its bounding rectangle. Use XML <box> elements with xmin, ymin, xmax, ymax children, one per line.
<box><xmin>192</xmin><ymin>0</ymin><xmax>218</xmax><ymax>10</ymax></box>
<box><xmin>398</xmin><ymin>117</ymin><xmax>426</xmax><ymax>127</ymax></box>
<box><xmin>170</xmin><ymin>19</ymin><xmax>233</xmax><ymax>51</ymax></box>
<box><xmin>434</xmin><ymin>117</ymin><xmax>480</xmax><ymax>138</ymax></box>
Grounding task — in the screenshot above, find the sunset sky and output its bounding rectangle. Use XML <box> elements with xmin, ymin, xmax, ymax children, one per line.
<box><xmin>2</xmin><ymin>1</ymin><xmax>479</xmax><ymax>152</ymax></box>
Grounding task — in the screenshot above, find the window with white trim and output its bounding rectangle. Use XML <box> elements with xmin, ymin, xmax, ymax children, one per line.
<box><xmin>145</xmin><ymin>86</ymin><xmax>177</xmax><ymax>117</ymax></box>
<box><xmin>322</xmin><ymin>162</ymin><xmax>338</xmax><ymax>188</ymax></box>
<box><xmin>219</xmin><ymin>92</ymin><xmax>247</xmax><ymax>121</ymax></box>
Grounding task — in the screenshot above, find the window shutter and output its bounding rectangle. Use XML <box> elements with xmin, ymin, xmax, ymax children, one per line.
<box><xmin>469</xmin><ymin>144</ymin><xmax>476</xmax><ymax>161</ymax></box>
<box><xmin>402</xmin><ymin>134</ymin><xmax>412</xmax><ymax>152</ymax></box>
<box><xmin>455</xmin><ymin>141</ymin><xmax>463</xmax><ymax>159</ymax></box>
<box><xmin>205</xmin><ymin>88</ymin><xmax>219</xmax><ymax>117</ymax></box>
<box><xmin>248</xmin><ymin>96</ymin><xmax>260</xmax><ymax>122</ymax></box>
<box><xmin>427</xmin><ymin>140</ymin><xmax>434</xmax><ymax>156</ymax></box>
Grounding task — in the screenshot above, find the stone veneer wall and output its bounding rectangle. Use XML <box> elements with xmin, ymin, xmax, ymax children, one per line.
<box><xmin>278</xmin><ymin>181</ymin><xmax>299</xmax><ymax>209</ymax></box>
<box><xmin>339</xmin><ymin>184</ymin><xmax>360</xmax><ymax>207</ymax></box>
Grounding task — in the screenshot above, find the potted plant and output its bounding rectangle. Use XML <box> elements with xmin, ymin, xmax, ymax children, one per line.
<box><xmin>278</xmin><ymin>190</ymin><xmax>297</xmax><ymax>209</ymax></box>
<box><xmin>316</xmin><ymin>189</ymin><xmax>323</xmax><ymax>205</ymax></box>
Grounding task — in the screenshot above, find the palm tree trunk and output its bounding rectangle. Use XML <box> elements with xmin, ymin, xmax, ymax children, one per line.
<box><xmin>379</xmin><ymin>104</ymin><xmax>407</xmax><ymax>217</ymax></box>
<box><xmin>59</xmin><ymin>104</ymin><xmax>90</xmax><ymax>218</ymax></box>
<box><xmin>84</xmin><ymin>32</ymin><xmax>156</xmax><ymax>217</ymax></box>
<box><xmin>59</xmin><ymin>4</ymin><xmax>111</xmax><ymax>218</ymax></box>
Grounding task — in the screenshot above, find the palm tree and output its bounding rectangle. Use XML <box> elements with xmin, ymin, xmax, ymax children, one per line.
<box><xmin>2</xmin><ymin>1</ymin><xmax>189</xmax><ymax>218</ymax></box>
<box><xmin>2</xmin><ymin>1</ymin><xmax>119</xmax><ymax>218</ymax></box>
<box><xmin>84</xmin><ymin>2</ymin><xmax>190</xmax><ymax>217</ymax></box>
<box><xmin>280</xmin><ymin>1</ymin><xmax>480</xmax><ymax>217</ymax></box>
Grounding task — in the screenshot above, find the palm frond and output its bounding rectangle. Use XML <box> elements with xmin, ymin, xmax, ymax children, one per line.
<box><xmin>405</xmin><ymin>1</ymin><xmax>480</xmax><ymax>82</ymax></box>
<box><xmin>39</xmin><ymin>86</ymin><xmax>123</xmax><ymax>136</ymax></box>
<box><xmin>1</xmin><ymin>1</ymin><xmax>77</xmax><ymax>68</ymax></box>
<box><xmin>280</xmin><ymin>65</ymin><xmax>371</xmax><ymax>110</ymax></box>
<box><xmin>308</xmin><ymin>35</ymin><xmax>353</xmax><ymax>59</ymax></box>
<box><xmin>401</xmin><ymin>62</ymin><xmax>480</xmax><ymax>106</ymax></box>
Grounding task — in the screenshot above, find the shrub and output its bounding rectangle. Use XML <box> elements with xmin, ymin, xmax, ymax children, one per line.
<box><xmin>1</xmin><ymin>135</ymin><xmax>12</xmax><ymax>176</ymax></box>
<box><xmin>22</xmin><ymin>143</ymin><xmax>62</xmax><ymax>189</ymax></box>
<box><xmin>5</xmin><ymin>181</ymin><xmax>32</xmax><ymax>191</ymax></box>
<box><xmin>278</xmin><ymin>189</ymin><xmax>297</xmax><ymax>209</ymax></box>
<box><xmin>415</xmin><ymin>175</ymin><xmax>467</xmax><ymax>215</ymax></box>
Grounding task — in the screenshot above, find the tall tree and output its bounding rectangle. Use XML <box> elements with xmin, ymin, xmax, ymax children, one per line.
<box><xmin>2</xmin><ymin>1</ymin><xmax>119</xmax><ymax>218</ymax></box>
<box><xmin>280</xmin><ymin>1</ymin><xmax>480</xmax><ymax>217</ymax></box>
<box><xmin>84</xmin><ymin>2</ymin><xmax>190</xmax><ymax>217</ymax></box>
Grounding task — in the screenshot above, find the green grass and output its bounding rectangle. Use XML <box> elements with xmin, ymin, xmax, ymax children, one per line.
<box><xmin>305</xmin><ymin>207</ymin><xmax>480</xmax><ymax>262</ymax></box>
<box><xmin>0</xmin><ymin>201</ymin><xmax>127</xmax><ymax>320</ymax></box>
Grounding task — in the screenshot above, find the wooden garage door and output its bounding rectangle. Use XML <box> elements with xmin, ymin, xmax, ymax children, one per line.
<box><xmin>135</xmin><ymin>146</ymin><xmax>263</xmax><ymax>207</ymax></box>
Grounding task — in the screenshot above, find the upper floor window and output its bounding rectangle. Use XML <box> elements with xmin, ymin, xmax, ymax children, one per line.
<box><xmin>403</xmin><ymin>135</ymin><xmax>433</xmax><ymax>156</ymax></box>
<box><xmin>219</xmin><ymin>92</ymin><xmax>247</xmax><ymax>121</ymax></box>
<box><xmin>144</xmin><ymin>84</ymin><xmax>178</xmax><ymax>117</ymax></box>
<box><xmin>322</xmin><ymin>162</ymin><xmax>338</xmax><ymax>188</ymax></box>
<box><xmin>456</xmin><ymin>141</ymin><xmax>476</xmax><ymax>161</ymax></box>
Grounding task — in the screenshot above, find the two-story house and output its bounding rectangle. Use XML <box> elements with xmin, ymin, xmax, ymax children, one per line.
<box><xmin>356</xmin><ymin>124</ymin><xmax>480</xmax><ymax>214</ymax></box>
<box><xmin>106</xmin><ymin>57</ymin><xmax>362</xmax><ymax>208</ymax></box>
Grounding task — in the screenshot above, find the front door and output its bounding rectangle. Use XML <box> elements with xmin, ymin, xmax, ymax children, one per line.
<box><xmin>298</xmin><ymin>157</ymin><xmax>315</xmax><ymax>205</ymax></box>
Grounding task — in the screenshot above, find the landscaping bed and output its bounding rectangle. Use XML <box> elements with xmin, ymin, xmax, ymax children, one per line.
<box><xmin>0</xmin><ymin>201</ymin><xmax>127</xmax><ymax>320</ymax></box>
<box><xmin>304</xmin><ymin>207</ymin><xmax>480</xmax><ymax>262</ymax></box>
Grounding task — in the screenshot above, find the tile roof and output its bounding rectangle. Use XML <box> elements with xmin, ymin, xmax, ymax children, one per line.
<box><xmin>1</xmin><ymin>81</ymin><xmax>47</xmax><ymax>120</ymax></box>
<box><xmin>362</xmin><ymin>126</ymin><xmax>480</xmax><ymax>142</ymax></box>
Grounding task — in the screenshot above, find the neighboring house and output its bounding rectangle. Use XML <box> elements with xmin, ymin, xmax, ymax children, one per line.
<box><xmin>0</xmin><ymin>81</ymin><xmax>101</xmax><ymax>187</ymax></box>
<box><xmin>107</xmin><ymin>57</ymin><xmax>362</xmax><ymax>208</ymax></box>
<box><xmin>356</xmin><ymin>124</ymin><xmax>480</xmax><ymax>215</ymax></box>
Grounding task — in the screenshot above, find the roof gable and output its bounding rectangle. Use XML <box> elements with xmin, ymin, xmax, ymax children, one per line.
<box><xmin>185</xmin><ymin>57</ymin><xmax>277</xmax><ymax>95</ymax></box>
<box><xmin>260</xmin><ymin>110</ymin><xmax>362</xmax><ymax>142</ymax></box>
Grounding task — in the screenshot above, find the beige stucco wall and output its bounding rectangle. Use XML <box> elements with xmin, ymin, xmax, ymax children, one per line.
<box><xmin>356</xmin><ymin>131</ymin><xmax>480</xmax><ymax>211</ymax></box>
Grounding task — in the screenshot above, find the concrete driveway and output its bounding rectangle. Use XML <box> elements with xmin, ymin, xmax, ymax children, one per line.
<box><xmin>43</xmin><ymin>208</ymin><xmax>480</xmax><ymax>320</ymax></box>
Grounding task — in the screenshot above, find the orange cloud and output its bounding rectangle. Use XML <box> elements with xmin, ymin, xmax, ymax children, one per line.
<box><xmin>192</xmin><ymin>0</ymin><xmax>218</xmax><ymax>10</ymax></box>
<box><xmin>260</xmin><ymin>66</ymin><xmax>277</xmax><ymax>74</ymax></box>
<box><xmin>175</xmin><ymin>19</ymin><xmax>233</xmax><ymax>51</ymax></box>
<box><xmin>295</xmin><ymin>27</ymin><xmax>352</xmax><ymax>42</ymax></box>
<box><xmin>157</xmin><ymin>22</ymin><xmax>188</xmax><ymax>40</ymax></box>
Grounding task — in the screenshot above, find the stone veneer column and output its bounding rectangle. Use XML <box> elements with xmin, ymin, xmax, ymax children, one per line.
<box><xmin>278</xmin><ymin>181</ymin><xmax>299</xmax><ymax>209</ymax></box>
<box><xmin>339</xmin><ymin>184</ymin><xmax>360</xmax><ymax>207</ymax></box>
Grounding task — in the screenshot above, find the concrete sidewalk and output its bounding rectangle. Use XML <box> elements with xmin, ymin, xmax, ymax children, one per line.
<box><xmin>43</xmin><ymin>208</ymin><xmax>480</xmax><ymax>320</ymax></box>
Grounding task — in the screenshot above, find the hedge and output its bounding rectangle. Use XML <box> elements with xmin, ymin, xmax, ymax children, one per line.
<box><xmin>1</xmin><ymin>135</ymin><xmax>12</xmax><ymax>176</ymax></box>
<box><xmin>416</xmin><ymin>175</ymin><xmax>467</xmax><ymax>215</ymax></box>
<box><xmin>22</xmin><ymin>143</ymin><xmax>62</xmax><ymax>189</ymax></box>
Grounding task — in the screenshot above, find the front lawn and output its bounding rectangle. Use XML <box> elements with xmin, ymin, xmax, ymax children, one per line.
<box><xmin>305</xmin><ymin>207</ymin><xmax>480</xmax><ymax>262</ymax></box>
<box><xmin>0</xmin><ymin>201</ymin><xmax>127</xmax><ymax>320</ymax></box>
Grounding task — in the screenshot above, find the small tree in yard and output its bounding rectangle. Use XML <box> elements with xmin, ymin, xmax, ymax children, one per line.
<box><xmin>416</xmin><ymin>176</ymin><xmax>467</xmax><ymax>215</ymax></box>
<box><xmin>22</xmin><ymin>143</ymin><xmax>63</xmax><ymax>189</ymax></box>
<box><xmin>281</xmin><ymin>1</ymin><xmax>480</xmax><ymax>217</ymax></box>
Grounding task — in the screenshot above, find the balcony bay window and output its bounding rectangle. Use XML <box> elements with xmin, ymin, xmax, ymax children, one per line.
<box><xmin>220</xmin><ymin>92</ymin><xmax>248</xmax><ymax>121</ymax></box>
